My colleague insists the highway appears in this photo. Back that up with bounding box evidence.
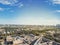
[34,36,43,45]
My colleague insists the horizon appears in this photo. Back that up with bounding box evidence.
[0,0,60,25]
[0,24,60,26]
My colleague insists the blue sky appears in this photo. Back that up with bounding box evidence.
[0,0,60,25]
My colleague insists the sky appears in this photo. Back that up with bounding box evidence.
[0,0,60,25]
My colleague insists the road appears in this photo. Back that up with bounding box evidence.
[34,36,43,45]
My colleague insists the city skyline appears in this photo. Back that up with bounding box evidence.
[0,0,60,25]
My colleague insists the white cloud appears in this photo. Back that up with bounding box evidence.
[18,3,24,8]
[0,0,11,5]
[0,7,4,11]
[0,0,24,8]
[56,10,60,12]
[0,0,18,5]
[51,0,60,4]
